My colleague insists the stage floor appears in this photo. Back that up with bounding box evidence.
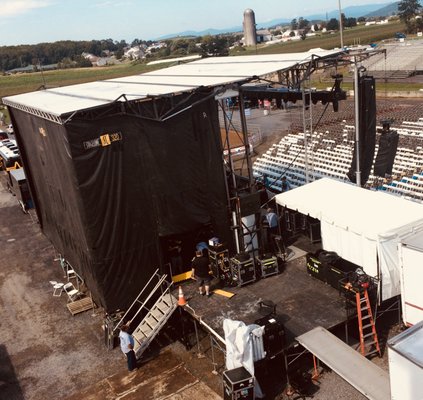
[177,252,347,345]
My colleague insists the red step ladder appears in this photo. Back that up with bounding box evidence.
[356,288,381,358]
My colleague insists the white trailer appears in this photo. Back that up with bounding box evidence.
[399,230,423,327]
[388,320,423,400]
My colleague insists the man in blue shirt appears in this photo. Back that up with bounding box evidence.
[119,324,137,372]
[281,176,291,192]
[266,208,279,236]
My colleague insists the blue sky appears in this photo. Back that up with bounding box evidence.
[0,0,390,46]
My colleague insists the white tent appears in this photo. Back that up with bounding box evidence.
[275,178,423,300]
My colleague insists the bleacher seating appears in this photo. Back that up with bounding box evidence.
[361,41,423,78]
[252,103,423,203]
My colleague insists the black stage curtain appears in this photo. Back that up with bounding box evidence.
[348,76,376,185]
[373,131,399,177]
[10,93,230,312]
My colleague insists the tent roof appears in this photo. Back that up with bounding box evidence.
[401,229,423,250]
[3,49,342,117]
[275,178,423,240]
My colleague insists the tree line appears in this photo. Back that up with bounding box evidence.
[0,39,141,72]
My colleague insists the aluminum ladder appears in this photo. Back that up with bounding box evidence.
[356,288,381,358]
[113,269,178,359]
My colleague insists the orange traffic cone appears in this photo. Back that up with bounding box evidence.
[178,285,187,306]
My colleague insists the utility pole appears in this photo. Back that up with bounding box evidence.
[338,0,344,49]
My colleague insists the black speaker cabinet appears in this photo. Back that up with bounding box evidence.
[255,316,286,359]
[239,192,261,217]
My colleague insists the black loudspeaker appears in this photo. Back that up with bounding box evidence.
[255,316,286,359]
[348,76,376,185]
[373,130,399,177]
[239,192,261,217]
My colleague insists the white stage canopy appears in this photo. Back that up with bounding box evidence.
[275,178,423,300]
[3,49,342,119]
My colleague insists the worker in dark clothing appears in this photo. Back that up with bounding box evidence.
[191,250,212,297]
[168,239,183,275]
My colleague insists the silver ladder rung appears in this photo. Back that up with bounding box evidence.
[138,324,153,336]
[145,315,159,328]
[151,308,165,320]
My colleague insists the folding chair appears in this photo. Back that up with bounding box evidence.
[49,281,64,297]
[63,282,79,302]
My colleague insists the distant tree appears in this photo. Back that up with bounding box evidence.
[344,17,357,28]
[313,24,320,31]
[157,47,171,58]
[357,16,366,23]
[291,18,298,30]
[327,18,340,31]
[74,55,92,67]
[187,41,199,54]
[289,31,296,37]
[115,49,124,59]
[131,38,141,47]
[398,0,422,24]
[406,17,423,33]
[200,35,228,56]
[298,17,309,29]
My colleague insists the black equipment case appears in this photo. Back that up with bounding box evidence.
[230,253,255,287]
[223,366,254,400]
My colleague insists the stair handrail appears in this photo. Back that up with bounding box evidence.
[113,268,163,333]
[133,283,178,357]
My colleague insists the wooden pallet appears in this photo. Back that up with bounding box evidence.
[67,296,96,316]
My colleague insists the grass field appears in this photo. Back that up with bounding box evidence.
[0,62,159,99]
[0,20,414,103]
[231,20,407,55]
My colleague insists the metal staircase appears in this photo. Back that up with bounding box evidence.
[113,269,178,359]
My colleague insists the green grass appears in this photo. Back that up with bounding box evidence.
[0,62,159,99]
[231,21,407,55]
[313,80,423,92]
[0,20,415,101]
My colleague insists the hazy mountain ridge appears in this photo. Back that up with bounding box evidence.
[156,2,396,39]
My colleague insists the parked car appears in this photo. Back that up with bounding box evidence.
[395,32,406,39]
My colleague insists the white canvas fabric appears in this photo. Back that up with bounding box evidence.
[275,178,423,300]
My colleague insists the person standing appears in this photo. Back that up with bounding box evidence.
[281,176,291,192]
[119,324,137,372]
[266,208,279,253]
[168,239,183,275]
[266,208,279,236]
[192,250,212,297]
